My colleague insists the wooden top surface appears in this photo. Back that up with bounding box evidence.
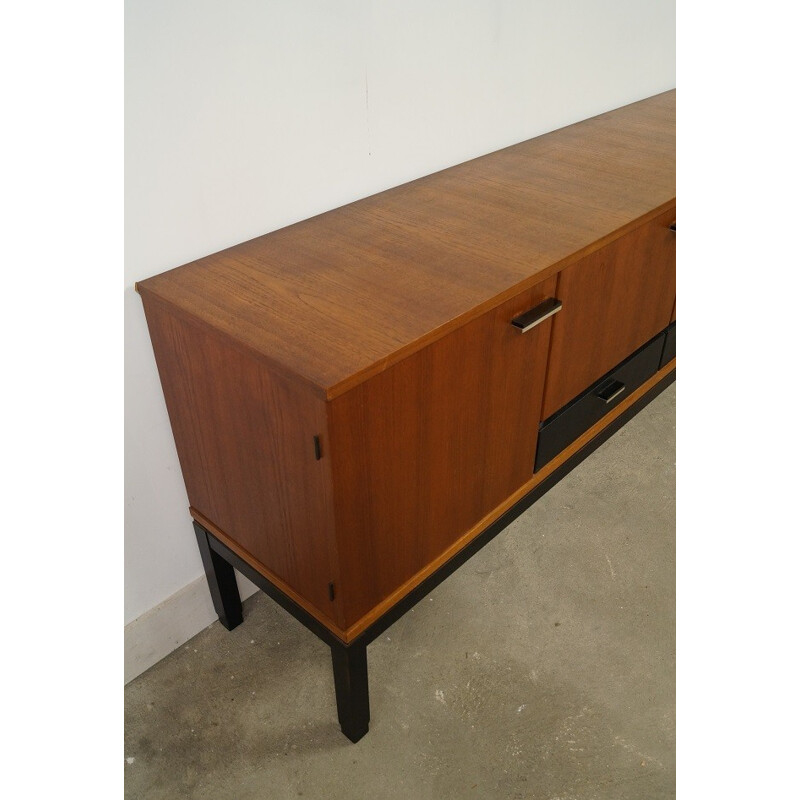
[137,90,675,399]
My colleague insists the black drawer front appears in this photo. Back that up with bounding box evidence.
[534,332,666,472]
[660,321,676,368]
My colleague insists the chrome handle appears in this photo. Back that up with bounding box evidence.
[511,297,562,333]
[595,379,626,404]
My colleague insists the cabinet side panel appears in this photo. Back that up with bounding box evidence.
[329,278,557,628]
[141,295,341,626]
[541,207,676,419]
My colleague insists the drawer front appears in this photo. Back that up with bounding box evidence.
[541,208,676,419]
[534,332,666,472]
[660,321,676,367]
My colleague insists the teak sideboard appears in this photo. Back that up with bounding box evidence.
[137,90,676,742]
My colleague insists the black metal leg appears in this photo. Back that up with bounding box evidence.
[193,521,243,631]
[331,641,370,742]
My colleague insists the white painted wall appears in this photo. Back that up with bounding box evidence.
[125,0,675,669]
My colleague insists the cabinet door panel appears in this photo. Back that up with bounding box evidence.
[329,277,557,628]
[541,208,676,419]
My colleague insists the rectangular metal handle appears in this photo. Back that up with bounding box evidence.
[511,297,562,333]
[595,379,626,404]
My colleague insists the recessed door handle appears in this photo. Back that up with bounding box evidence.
[511,298,562,333]
[595,379,626,404]
[669,222,676,232]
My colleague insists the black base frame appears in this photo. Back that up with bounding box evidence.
[193,369,675,742]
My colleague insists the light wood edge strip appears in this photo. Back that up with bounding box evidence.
[324,201,676,399]
[189,507,350,642]
[342,359,676,642]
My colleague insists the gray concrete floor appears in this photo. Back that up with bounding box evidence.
[125,384,675,800]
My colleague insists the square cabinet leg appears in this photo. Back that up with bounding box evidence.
[331,641,370,743]
[193,521,243,631]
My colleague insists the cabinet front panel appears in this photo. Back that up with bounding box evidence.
[329,276,558,627]
[541,208,676,419]
[142,298,342,626]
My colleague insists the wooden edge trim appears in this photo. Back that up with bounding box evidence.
[189,507,349,642]
[342,358,676,641]
[325,200,676,399]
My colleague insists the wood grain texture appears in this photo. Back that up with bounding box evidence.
[137,90,677,643]
[141,294,343,627]
[136,90,675,398]
[541,207,676,419]
[341,360,677,641]
[327,278,557,628]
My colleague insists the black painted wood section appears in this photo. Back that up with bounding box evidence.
[660,321,676,368]
[331,642,370,743]
[534,333,666,472]
[193,521,243,631]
